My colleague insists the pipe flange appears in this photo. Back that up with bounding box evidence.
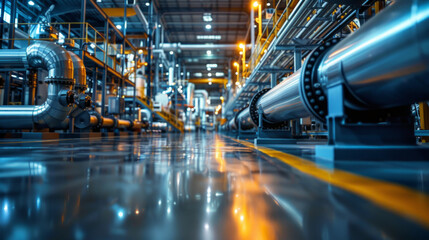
[108,115,118,128]
[249,88,270,126]
[300,38,340,123]
[45,77,75,85]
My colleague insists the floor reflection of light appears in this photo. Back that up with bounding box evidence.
[135,209,139,215]
[36,197,40,210]
[204,223,209,231]
[167,207,171,214]
[118,211,124,218]
[158,200,162,206]
[3,203,8,212]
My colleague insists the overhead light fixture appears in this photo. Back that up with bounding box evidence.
[239,51,243,55]
[90,43,96,48]
[206,50,212,56]
[28,0,35,6]
[169,51,174,55]
[196,35,221,40]
[233,62,239,67]
[239,43,245,49]
[194,72,203,77]
[116,24,122,30]
[207,67,211,71]
[208,73,212,77]
[253,1,259,7]
[208,82,212,85]
[267,3,271,6]
[159,64,163,67]
[203,13,213,22]
[145,2,150,6]
[175,64,179,67]
[205,24,212,30]
[206,64,218,68]
[138,49,144,54]
[215,72,224,77]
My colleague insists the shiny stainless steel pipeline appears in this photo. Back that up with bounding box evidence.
[236,108,255,130]
[232,0,429,130]
[318,0,429,109]
[0,42,74,129]
[258,69,310,123]
[0,49,28,68]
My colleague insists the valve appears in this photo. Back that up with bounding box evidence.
[58,90,75,106]
[75,94,92,109]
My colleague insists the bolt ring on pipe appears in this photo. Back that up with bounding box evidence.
[234,104,249,129]
[249,88,270,126]
[300,38,339,123]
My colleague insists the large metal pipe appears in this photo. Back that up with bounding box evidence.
[318,0,429,109]
[69,51,87,93]
[233,0,429,130]
[0,42,75,129]
[61,51,90,129]
[258,69,309,123]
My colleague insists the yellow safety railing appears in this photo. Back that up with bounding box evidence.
[246,0,299,79]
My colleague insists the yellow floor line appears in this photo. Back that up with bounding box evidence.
[230,137,429,229]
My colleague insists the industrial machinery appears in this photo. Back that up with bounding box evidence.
[0,41,145,134]
[226,0,429,161]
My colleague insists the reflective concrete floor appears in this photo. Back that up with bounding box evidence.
[0,133,428,239]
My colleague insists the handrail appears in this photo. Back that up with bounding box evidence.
[246,0,299,79]
[0,22,138,77]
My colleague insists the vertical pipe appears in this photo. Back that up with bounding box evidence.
[120,0,127,99]
[8,0,16,49]
[258,4,262,38]
[0,0,5,48]
[102,21,109,117]
[250,6,255,54]
[92,67,97,101]
[80,0,87,58]
[133,53,137,120]
[3,0,17,105]
[146,0,153,103]
[154,59,159,94]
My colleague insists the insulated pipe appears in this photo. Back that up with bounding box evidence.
[0,42,75,129]
[69,51,87,93]
[61,51,91,129]
[233,0,429,129]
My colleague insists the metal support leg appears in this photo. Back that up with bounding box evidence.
[257,107,263,138]
[270,73,277,88]
[294,50,302,72]
[92,67,98,101]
